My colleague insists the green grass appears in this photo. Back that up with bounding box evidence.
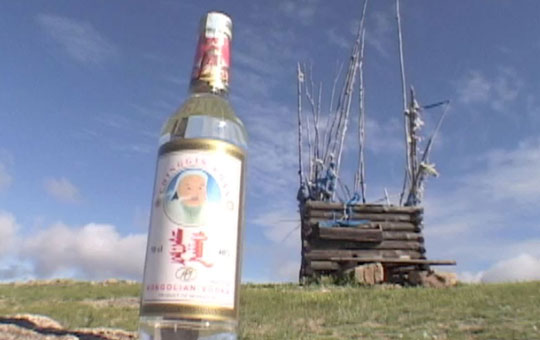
[0,281,140,330]
[1,281,540,339]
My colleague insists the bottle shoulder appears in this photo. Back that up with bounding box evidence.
[175,93,237,120]
[160,93,247,149]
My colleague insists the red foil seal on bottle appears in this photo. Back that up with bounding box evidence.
[190,12,232,94]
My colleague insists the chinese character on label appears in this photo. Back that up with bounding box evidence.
[170,228,213,267]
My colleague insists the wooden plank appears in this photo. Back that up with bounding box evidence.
[388,265,419,273]
[317,226,382,242]
[305,201,423,214]
[306,219,421,232]
[382,231,424,241]
[316,221,379,230]
[310,261,341,271]
[305,249,424,261]
[307,210,420,222]
[308,239,425,251]
[379,223,422,232]
[329,257,456,265]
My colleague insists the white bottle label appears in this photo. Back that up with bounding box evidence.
[142,145,243,309]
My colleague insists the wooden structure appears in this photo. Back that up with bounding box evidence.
[300,200,455,284]
[295,0,455,285]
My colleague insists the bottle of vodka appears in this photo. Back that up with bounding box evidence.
[139,11,247,340]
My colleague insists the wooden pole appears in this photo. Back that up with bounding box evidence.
[396,0,411,205]
[322,62,344,167]
[297,63,305,190]
[354,0,369,201]
[303,64,314,185]
[357,28,367,203]
[408,100,450,205]
[335,1,368,189]
[406,87,419,205]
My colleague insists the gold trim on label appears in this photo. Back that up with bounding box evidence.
[141,303,236,321]
[159,138,245,161]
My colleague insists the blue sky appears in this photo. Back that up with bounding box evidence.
[1,0,540,283]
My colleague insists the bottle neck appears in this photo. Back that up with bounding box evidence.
[189,13,232,97]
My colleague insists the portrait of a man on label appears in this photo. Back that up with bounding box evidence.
[164,169,222,227]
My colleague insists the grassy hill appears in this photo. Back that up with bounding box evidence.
[1,280,539,339]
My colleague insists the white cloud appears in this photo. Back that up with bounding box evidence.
[0,210,146,281]
[278,0,318,25]
[458,271,484,284]
[482,254,540,283]
[362,10,393,58]
[44,177,82,203]
[466,138,540,206]
[459,254,540,283]
[5,205,300,282]
[0,264,32,280]
[364,117,403,154]
[21,222,146,280]
[0,211,19,256]
[234,50,277,77]
[133,206,150,231]
[426,137,540,236]
[234,70,272,99]
[252,210,300,248]
[244,243,300,283]
[93,112,157,153]
[37,14,117,64]
[457,68,522,113]
[276,259,300,282]
[491,68,522,111]
[326,28,351,50]
[457,71,491,104]
[236,99,298,196]
[112,143,153,154]
[234,23,297,81]
[423,137,540,283]
[249,198,302,283]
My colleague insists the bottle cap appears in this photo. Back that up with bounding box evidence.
[190,12,232,94]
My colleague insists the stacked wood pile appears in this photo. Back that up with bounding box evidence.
[300,200,454,285]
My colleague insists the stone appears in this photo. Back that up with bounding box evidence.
[11,314,64,330]
[354,263,384,285]
[0,324,78,340]
[103,279,119,285]
[432,271,458,287]
[408,270,458,288]
[0,314,136,340]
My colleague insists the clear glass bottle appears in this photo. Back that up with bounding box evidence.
[139,11,247,340]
